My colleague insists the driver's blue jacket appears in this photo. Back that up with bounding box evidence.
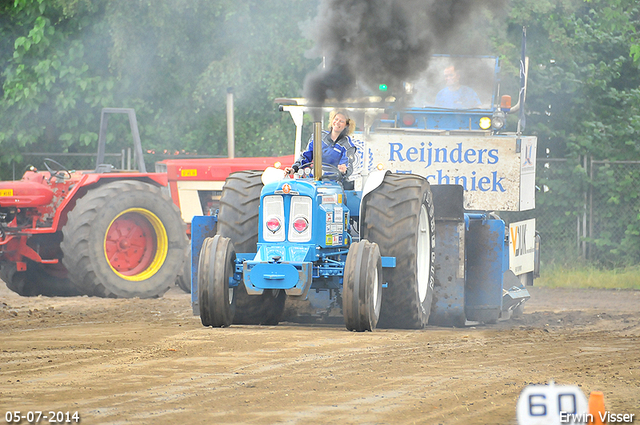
[293,130,355,177]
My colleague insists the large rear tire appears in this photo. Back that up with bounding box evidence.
[361,173,436,329]
[217,171,286,325]
[343,240,382,332]
[61,180,188,298]
[199,235,236,327]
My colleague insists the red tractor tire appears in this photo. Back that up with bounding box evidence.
[61,180,188,298]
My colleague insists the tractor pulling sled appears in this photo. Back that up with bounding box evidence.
[191,55,540,331]
[0,108,188,298]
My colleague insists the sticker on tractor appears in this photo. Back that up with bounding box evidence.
[509,218,536,275]
[334,206,342,222]
[322,194,339,204]
[0,189,13,197]
[180,169,197,177]
[325,234,333,246]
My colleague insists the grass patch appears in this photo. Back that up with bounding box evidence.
[537,264,640,290]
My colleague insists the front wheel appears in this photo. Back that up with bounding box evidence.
[0,261,81,297]
[217,170,287,325]
[343,240,382,332]
[199,235,236,327]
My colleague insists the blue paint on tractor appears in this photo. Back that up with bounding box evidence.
[190,176,395,313]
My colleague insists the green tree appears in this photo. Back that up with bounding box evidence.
[0,0,317,173]
[0,0,114,166]
[506,0,640,266]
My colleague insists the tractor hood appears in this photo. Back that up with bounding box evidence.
[0,181,54,208]
[261,178,345,204]
[259,177,349,250]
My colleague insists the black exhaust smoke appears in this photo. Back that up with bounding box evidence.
[302,0,502,107]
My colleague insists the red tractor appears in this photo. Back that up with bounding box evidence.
[0,108,188,298]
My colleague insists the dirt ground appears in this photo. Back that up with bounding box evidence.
[0,280,638,425]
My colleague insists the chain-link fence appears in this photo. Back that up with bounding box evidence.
[534,158,640,267]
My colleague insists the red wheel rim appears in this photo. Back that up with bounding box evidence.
[105,212,157,276]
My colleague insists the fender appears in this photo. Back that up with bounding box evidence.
[359,169,389,219]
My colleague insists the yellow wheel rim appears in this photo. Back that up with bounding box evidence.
[104,208,169,281]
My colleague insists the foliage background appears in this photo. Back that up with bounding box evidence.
[1,0,639,267]
[0,0,318,162]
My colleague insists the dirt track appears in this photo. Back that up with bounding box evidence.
[0,281,638,425]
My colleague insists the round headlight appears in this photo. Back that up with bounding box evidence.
[266,217,281,233]
[292,216,309,233]
[492,113,506,130]
[479,117,492,130]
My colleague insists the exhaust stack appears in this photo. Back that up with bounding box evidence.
[313,121,322,181]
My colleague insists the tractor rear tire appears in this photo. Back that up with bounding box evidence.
[343,240,383,332]
[199,235,236,327]
[60,180,188,298]
[216,170,287,325]
[361,173,436,329]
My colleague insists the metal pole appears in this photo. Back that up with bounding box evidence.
[227,87,235,159]
[588,156,594,260]
[582,155,587,258]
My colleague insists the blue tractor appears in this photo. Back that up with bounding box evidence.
[195,120,436,331]
[191,54,538,331]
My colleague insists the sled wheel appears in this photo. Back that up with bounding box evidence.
[61,180,187,298]
[362,173,436,329]
[199,235,236,327]
[217,170,287,325]
[343,240,383,332]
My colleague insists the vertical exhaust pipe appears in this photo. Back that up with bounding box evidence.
[313,121,322,181]
[227,87,235,159]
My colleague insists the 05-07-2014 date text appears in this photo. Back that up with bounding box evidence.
[4,411,80,424]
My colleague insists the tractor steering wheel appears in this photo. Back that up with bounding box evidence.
[43,158,72,182]
[303,163,344,182]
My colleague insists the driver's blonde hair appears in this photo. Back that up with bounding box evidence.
[329,109,355,136]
